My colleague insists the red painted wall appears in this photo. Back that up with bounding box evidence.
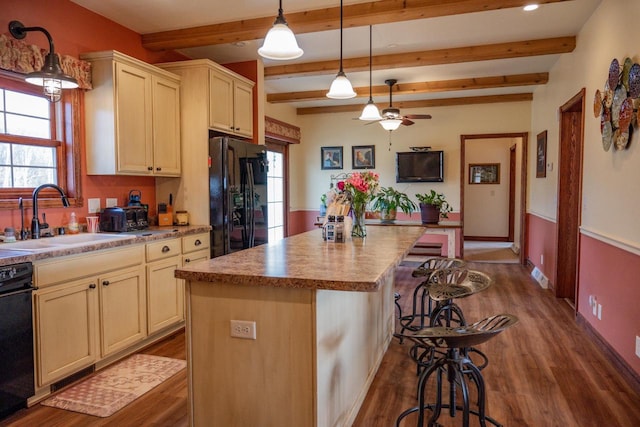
[578,234,640,375]
[525,213,557,288]
[1,0,188,230]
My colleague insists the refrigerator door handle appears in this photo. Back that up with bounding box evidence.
[247,163,256,247]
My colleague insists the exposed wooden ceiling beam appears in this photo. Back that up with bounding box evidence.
[297,93,534,115]
[264,37,575,79]
[267,73,548,103]
[141,0,571,51]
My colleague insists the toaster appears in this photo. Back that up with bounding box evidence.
[99,206,148,232]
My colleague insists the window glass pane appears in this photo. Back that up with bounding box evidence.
[268,152,283,177]
[6,114,50,138]
[0,143,9,164]
[0,90,4,111]
[13,144,55,167]
[13,166,55,187]
[0,166,12,188]
[5,90,49,118]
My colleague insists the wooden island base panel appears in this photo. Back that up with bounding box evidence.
[175,226,426,427]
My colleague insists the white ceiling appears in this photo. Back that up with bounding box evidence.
[70,0,602,110]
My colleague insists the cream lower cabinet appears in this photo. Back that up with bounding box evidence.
[99,266,147,356]
[35,278,99,387]
[146,239,183,334]
[34,245,146,387]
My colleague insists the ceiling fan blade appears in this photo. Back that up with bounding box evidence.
[401,118,415,126]
[404,114,432,119]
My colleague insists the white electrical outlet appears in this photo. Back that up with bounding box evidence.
[230,320,256,340]
[106,198,118,208]
[597,303,602,320]
[592,298,597,316]
[636,336,640,358]
[88,198,101,213]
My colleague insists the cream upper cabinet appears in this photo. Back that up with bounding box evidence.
[81,50,181,176]
[209,67,254,138]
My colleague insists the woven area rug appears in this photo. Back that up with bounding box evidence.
[41,354,186,417]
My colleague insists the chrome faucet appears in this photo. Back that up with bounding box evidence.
[32,184,70,239]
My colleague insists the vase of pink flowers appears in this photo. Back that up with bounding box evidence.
[337,171,379,237]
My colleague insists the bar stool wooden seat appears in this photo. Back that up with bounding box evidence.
[395,314,519,427]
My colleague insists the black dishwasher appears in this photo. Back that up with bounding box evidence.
[0,262,34,420]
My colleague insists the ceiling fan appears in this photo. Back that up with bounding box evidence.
[372,79,432,130]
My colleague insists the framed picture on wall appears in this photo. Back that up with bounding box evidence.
[469,163,500,184]
[321,146,343,170]
[352,145,375,169]
[536,130,547,178]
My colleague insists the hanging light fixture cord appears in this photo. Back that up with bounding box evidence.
[339,0,344,73]
[368,25,373,100]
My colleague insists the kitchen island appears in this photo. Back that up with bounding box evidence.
[175,225,425,427]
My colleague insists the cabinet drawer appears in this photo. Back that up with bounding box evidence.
[182,233,210,254]
[35,245,144,288]
[146,238,181,262]
[182,249,210,266]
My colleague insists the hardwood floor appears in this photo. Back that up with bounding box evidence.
[3,262,639,426]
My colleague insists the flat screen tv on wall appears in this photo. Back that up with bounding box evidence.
[396,150,444,182]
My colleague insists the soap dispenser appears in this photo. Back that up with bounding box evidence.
[68,212,79,234]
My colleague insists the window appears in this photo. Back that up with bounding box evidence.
[266,150,284,242]
[0,88,58,188]
[0,72,81,208]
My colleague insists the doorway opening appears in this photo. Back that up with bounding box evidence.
[460,133,528,264]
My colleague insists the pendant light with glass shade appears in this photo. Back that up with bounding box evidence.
[8,20,78,102]
[359,25,382,120]
[326,0,356,99]
[258,0,303,60]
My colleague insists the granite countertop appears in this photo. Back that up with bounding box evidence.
[0,225,211,265]
[175,225,426,292]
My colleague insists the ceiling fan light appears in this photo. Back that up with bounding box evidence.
[379,118,402,131]
[258,23,303,60]
[326,72,356,99]
[359,99,382,121]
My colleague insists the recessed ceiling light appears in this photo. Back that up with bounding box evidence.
[387,43,398,49]
[523,4,539,11]
[232,41,246,48]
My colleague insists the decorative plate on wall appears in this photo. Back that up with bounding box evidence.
[595,57,639,152]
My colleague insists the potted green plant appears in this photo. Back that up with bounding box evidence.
[371,187,417,223]
[415,190,452,224]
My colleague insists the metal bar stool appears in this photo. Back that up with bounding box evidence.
[395,314,519,427]
[397,257,466,335]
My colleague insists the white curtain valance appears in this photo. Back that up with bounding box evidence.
[0,33,92,90]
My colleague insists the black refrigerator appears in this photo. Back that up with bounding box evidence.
[209,135,268,258]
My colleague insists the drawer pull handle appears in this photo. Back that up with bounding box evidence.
[185,258,191,263]
[102,280,110,286]
[89,283,96,289]
[147,166,153,171]
[156,167,162,171]
[162,245,171,253]
[194,239,201,246]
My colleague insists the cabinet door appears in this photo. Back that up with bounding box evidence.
[233,81,254,138]
[116,62,153,174]
[209,70,234,133]
[99,266,147,356]
[147,256,183,334]
[152,76,181,176]
[35,279,99,386]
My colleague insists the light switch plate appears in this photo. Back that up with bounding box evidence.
[88,198,101,213]
[106,198,118,208]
